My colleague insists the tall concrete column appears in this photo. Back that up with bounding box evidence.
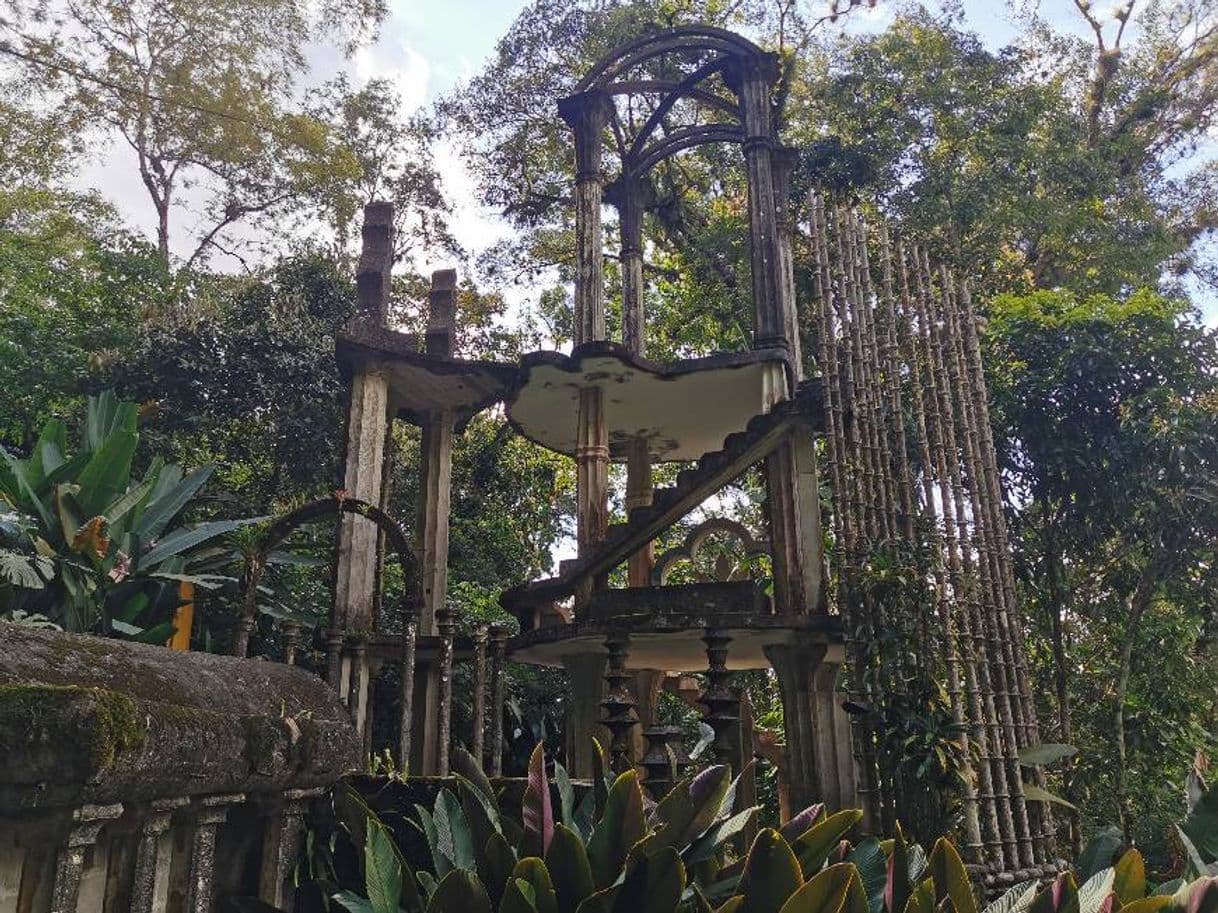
[767,421,825,617]
[562,652,609,778]
[560,91,613,568]
[558,90,611,346]
[767,645,857,814]
[771,145,803,377]
[733,53,789,358]
[413,270,459,774]
[625,438,654,587]
[334,201,396,731]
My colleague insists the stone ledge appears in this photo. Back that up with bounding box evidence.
[0,624,360,813]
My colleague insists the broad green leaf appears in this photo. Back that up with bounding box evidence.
[1183,788,1218,862]
[135,465,214,541]
[887,824,915,913]
[139,519,250,568]
[1115,850,1148,906]
[435,788,477,872]
[1017,744,1078,767]
[512,858,558,913]
[635,766,731,860]
[457,774,501,859]
[425,869,491,913]
[907,879,937,913]
[548,824,594,913]
[556,762,576,828]
[736,829,803,913]
[415,803,451,877]
[612,847,685,913]
[75,426,138,518]
[928,838,978,913]
[365,819,403,913]
[480,832,517,907]
[587,770,645,889]
[849,838,888,913]
[684,807,760,866]
[981,883,1036,913]
[333,890,377,913]
[1023,784,1078,812]
[591,737,610,820]
[792,809,864,878]
[779,862,868,913]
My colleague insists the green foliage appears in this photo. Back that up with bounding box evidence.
[0,390,246,638]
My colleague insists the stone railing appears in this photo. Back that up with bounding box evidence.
[0,623,360,913]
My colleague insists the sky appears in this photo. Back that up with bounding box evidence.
[76,0,1217,319]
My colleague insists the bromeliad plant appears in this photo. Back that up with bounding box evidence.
[328,742,1218,913]
[0,391,248,640]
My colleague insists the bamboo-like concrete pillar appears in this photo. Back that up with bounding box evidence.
[413,269,459,774]
[559,90,612,562]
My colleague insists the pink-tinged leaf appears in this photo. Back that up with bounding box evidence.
[780,803,825,844]
[1098,893,1116,913]
[522,742,554,858]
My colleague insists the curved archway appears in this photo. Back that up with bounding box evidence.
[232,495,420,657]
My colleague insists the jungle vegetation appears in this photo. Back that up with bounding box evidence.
[1,0,1217,869]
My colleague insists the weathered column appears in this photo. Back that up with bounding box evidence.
[50,804,123,913]
[606,171,648,355]
[575,387,610,558]
[562,651,609,779]
[130,798,188,913]
[397,618,417,769]
[768,643,821,815]
[766,420,826,616]
[625,437,654,587]
[600,631,639,774]
[733,52,788,357]
[558,90,611,345]
[414,270,459,775]
[471,623,489,768]
[771,145,803,377]
[185,795,242,913]
[489,625,510,777]
[333,205,396,735]
[435,606,456,776]
[560,91,612,569]
[258,789,318,911]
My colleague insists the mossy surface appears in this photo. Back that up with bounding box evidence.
[0,684,146,776]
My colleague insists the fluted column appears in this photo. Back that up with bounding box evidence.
[733,53,788,357]
[558,90,612,346]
